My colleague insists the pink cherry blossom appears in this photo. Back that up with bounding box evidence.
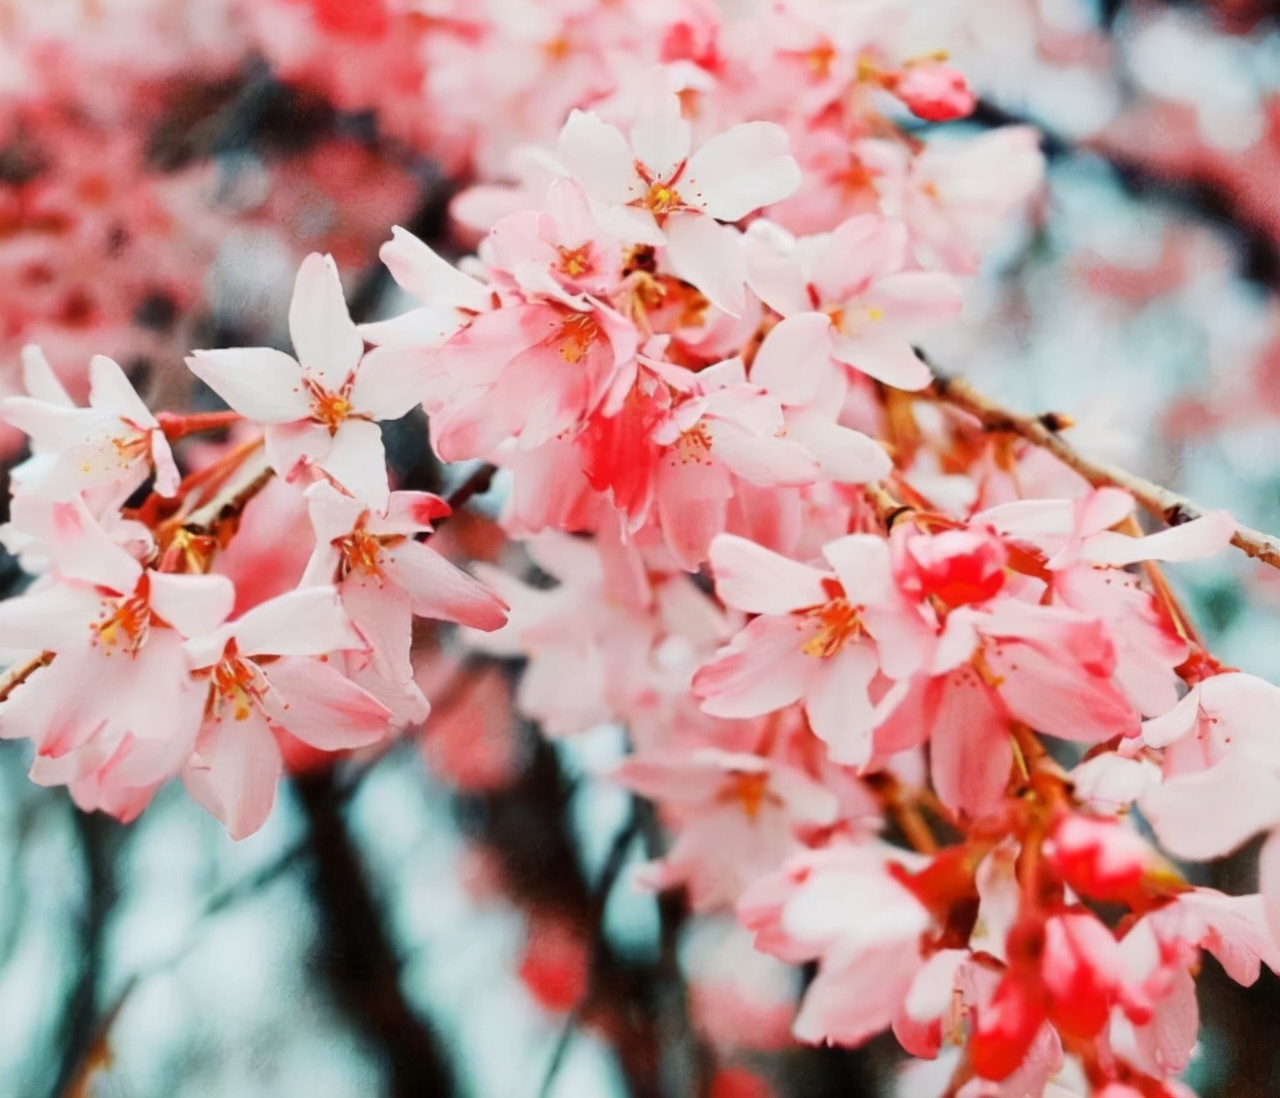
[187,252,425,508]
[555,91,800,312]
[182,586,393,839]
[747,214,963,397]
[618,749,839,911]
[2,345,180,501]
[0,495,231,811]
[694,532,935,766]
[300,481,508,708]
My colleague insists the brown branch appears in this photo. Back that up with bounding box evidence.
[928,372,1280,571]
[0,651,53,702]
[294,768,458,1098]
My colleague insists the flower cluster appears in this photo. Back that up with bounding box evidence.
[1,2,1277,1095]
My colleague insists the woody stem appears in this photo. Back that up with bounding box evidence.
[927,372,1280,572]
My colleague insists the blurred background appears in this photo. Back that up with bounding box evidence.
[2,1,1280,1095]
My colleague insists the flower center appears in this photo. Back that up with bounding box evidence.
[305,376,354,434]
[338,528,387,580]
[556,244,594,279]
[644,182,683,218]
[555,313,601,365]
[673,423,713,464]
[801,580,864,659]
[206,644,267,722]
[718,770,774,821]
[91,592,150,655]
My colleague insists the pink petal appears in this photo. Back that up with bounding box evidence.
[1259,829,1280,950]
[288,253,364,387]
[665,213,747,316]
[750,312,835,407]
[708,534,829,614]
[320,418,390,508]
[783,414,891,483]
[183,709,282,840]
[231,586,364,659]
[263,656,392,749]
[1083,511,1236,566]
[385,540,509,629]
[0,585,102,652]
[812,216,908,302]
[350,346,426,421]
[378,226,492,313]
[148,572,235,639]
[695,615,813,718]
[708,422,818,486]
[185,348,310,423]
[1141,754,1280,861]
[929,670,1012,819]
[656,455,732,571]
[89,355,154,426]
[629,93,691,182]
[863,271,965,330]
[340,576,414,686]
[556,109,640,206]
[265,418,332,481]
[683,122,800,222]
[20,344,73,406]
[744,227,809,316]
[805,643,879,766]
[821,534,893,608]
[38,495,143,593]
[793,945,920,1046]
[149,433,181,498]
[830,334,931,390]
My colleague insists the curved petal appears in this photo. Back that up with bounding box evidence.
[708,533,828,614]
[694,615,813,718]
[806,644,880,766]
[812,216,908,302]
[350,345,427,421]
[684,122,800,221]
[183,710,282,840]
[385,540,509,630]
[665,213,747,317]
[822,534,893,607]
[750,313,835,407]
[148,572,235,639]
[230,586,364,659]
[263,656,392,749]
[319,419,390,509]
[89,355,154,426]
[830,334,931,391]
[629,93,690,182]
[288,253,363,386]
[378,226,492,313]
[186,349,309,423]
[556,109,640,206]
[1142,754,1280,861]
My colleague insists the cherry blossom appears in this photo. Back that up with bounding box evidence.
[555,91,800,312]
[2,345,181,502]
[182,586,393,839]
[187,252,424,508]
[747,214,964,397]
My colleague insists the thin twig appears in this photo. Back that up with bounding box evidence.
[928,372,1280,571]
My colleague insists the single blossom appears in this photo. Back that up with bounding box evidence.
[694,532,935,766]
[747,214,963,398]
[300,481,508,707]
[183,586,394,839]
[555,91,800,313]
[187,253,424,508]
[2,345,180,501]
